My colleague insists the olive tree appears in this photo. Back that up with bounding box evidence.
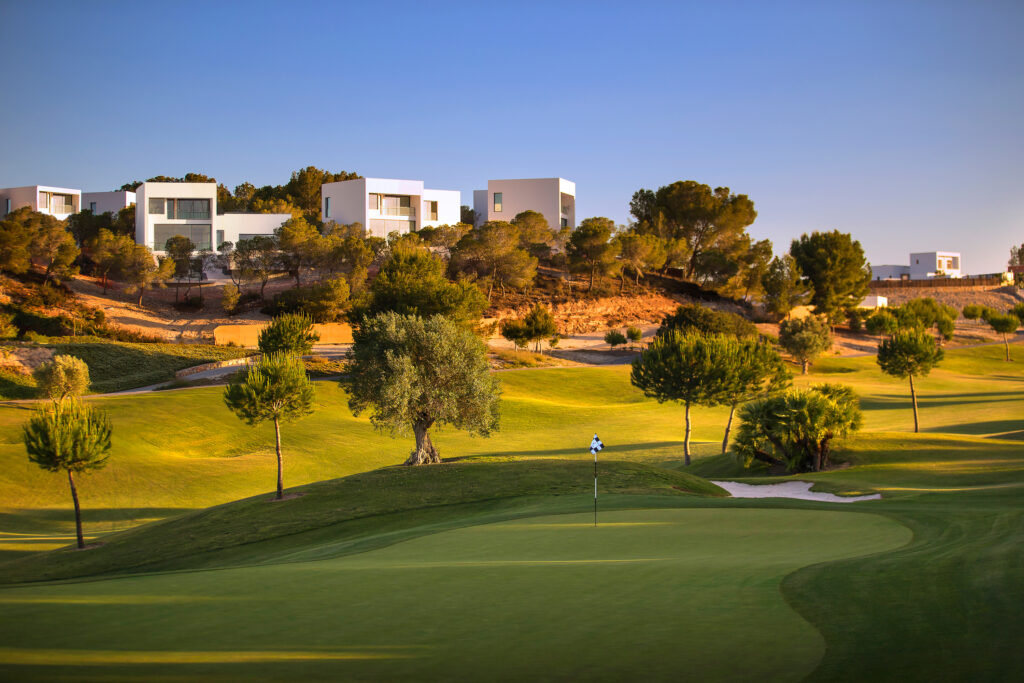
[344,313,501,465]
[778,315,832,374]
[733,384,861,472]
[23,400,112,548]
[223,353,315,499]
[877,328,944,432]
[630,332,733,465]
[33,355,90,401]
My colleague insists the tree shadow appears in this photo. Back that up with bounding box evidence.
[447,440,686,461]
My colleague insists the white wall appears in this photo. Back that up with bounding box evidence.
[910,251,962,279]
[218,213,291,246]
[136,182,217,251]
[479,178,576,230]
[472,189,488,226]
[82,191,135,215]
[322,178,369,229]
[0,185,80,219]
[871,264,911,280]
[323,178,461,238]
[421,188,460,228]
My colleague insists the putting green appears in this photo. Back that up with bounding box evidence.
[0,507,909,682]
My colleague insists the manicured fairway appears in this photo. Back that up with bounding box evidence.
[0,507,910,682]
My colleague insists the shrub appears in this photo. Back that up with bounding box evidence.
[32,354,91,400]
[258,313,320,356]
[1010,302,1024,320]
[626,326,643,347]
[846,308,863,333]
[865,309,898,337]
[778,315,832,374]
[961,304,985,320]
[604,329,627,349]
[268,277,350,323]
[222,284,241,315]
[656,304,758,339]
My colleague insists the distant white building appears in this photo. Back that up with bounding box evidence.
[871,251,963,281]
[910,251,962,279]
[82,190,136,215]
[135,182,290,252]
[0,185,81,220]
[473,178,576,230]
[321,178,460,239]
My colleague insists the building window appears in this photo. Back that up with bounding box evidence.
[170,199,211,220]
[154,224,212,251]
[325,196,331,218]
[149,198,165,214]
[216,230,225,248]
[38,192,49,209]
[381,195,414,216]
[368,193,379,211]
[561,217,568,228]
[427,200,438,221]
[89,202,97,212]
[369,218,415,237]
[494,192,502,212]
[4,198,10,216]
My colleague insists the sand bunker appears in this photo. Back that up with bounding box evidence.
[711,480,881,503]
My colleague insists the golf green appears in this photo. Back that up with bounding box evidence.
[0,507,910,682]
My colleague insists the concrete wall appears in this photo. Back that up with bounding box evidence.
[136,182,218,249]
[218,213,292,246]
[421,188,460,228]
[322,178,369,229]
[82,190,135,215]
[214,322,354,347]
[472,190,488,226]
[323,178,461,238]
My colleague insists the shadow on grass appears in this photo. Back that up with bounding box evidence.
[449,441,687,461]
[921,419,1024,436]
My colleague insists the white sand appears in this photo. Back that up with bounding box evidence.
[711,480,881,503]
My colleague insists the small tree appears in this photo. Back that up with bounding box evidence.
[23,400,112,548]
[865,309,899,339]
[719,340,791,453]
[344,313,501,465]
[605,329,627,349]
[877,328,944,433]
[522,304,558,352]
[733,384,861,472]
[987,313,1020,361]
[567,218,621,292]
[631,332,733,465]
[223,354,315,499]
[760,255,811,320]
[500,318,530,352]
[656,304,758,339]
[33,355,90,401]
[121,244,175,306]
[258,313,320,356]
[778,315,832,374]
[222,283,241,315]
[88,229,133,293]
[961,304,986,321]
[626,326,643,349]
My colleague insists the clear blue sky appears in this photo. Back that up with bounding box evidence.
[1,0,1021,272]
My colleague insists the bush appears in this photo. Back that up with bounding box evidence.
[656,304,758,339]
[33,354,91,400]
[267,277,350,323]
[626,326,643,347]
[778,315,832,374]
[865,310,898,337]
[222,284,241,315]
[961,304,985,320]
[1010,302,1024,320]
[258,313,320,356]
[23,331,49,344]
[846,308,863,333]
[26,282,68,307]
[604,329,627,349]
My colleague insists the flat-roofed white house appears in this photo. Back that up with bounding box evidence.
[82,190,136,215]
[321,178,460,239]
[0,185,81,219]
[135,182,291,252]
[910,251,962,279]
[473,178,576,230]
[870,264,911,281]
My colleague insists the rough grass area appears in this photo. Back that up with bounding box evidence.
[1,337,253,395]
[489,347,568,368]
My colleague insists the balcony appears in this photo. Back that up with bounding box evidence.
[380,206,416,217]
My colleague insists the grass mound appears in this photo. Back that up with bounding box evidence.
[0,459,725,584]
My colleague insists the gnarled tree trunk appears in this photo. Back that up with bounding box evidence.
[406,419,441,465]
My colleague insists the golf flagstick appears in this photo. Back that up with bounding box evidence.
[589,434,604,526]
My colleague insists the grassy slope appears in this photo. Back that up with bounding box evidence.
[0,336,252,397]
[0,508,910,683]
[0,460,725,583]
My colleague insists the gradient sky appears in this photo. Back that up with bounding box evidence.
[1,0,1021,272]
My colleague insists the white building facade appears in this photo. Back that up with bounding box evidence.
[0,185,81,220]
[82,190,136,215]
[135,182,290,252]
[473,178,576,230]
[321,178,460,239]
[910,251,962,279]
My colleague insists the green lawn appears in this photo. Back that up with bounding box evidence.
[0,343,1021,680]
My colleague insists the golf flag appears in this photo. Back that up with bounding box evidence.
[590,434,604,526]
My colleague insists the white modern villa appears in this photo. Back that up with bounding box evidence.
[473,178,576,230]
[0,185,81,219]
[871,251,963,280]
[135,182,291,252]
[82,190,136,215]
[321,178,460,238]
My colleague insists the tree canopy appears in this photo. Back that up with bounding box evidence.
[258,313,320,356]
[656,304,758,339]
[790,230,871,320]
[32,355,90,401]
[567,218,621,292]
[343,313,501,465]
[778,315,832,374]
[877,327,944,432]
